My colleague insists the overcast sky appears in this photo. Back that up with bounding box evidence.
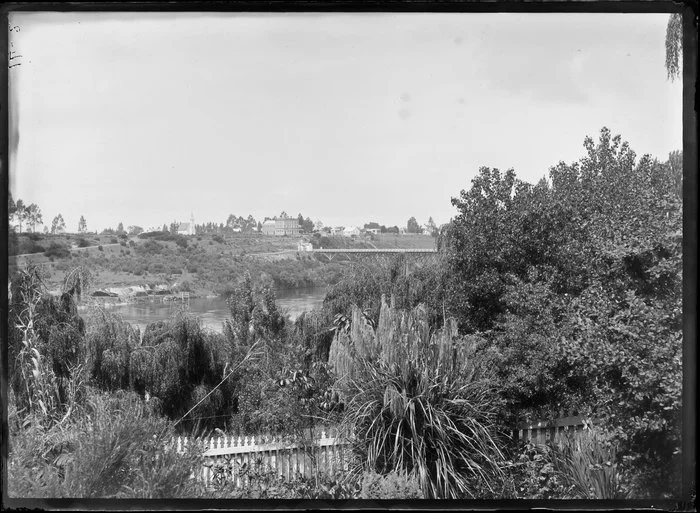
[8,12,682,232]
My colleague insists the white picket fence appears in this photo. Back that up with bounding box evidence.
[173,431,353,488]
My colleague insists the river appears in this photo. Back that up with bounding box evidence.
[99,287,327,333]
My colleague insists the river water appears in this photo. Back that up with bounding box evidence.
[100,287,327,333]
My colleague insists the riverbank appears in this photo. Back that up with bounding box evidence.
[9,231,432,301]
[9,232,349,298]
[80,287,328,333]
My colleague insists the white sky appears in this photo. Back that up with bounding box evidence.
[8,12,682,232]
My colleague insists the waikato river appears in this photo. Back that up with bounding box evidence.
[99,287,327,333]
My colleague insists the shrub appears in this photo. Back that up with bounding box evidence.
[43,242,71,259]
[77,238,90,248]
[7,388,207,498]
[502,441,576,499]
[24,241,46,254]
[212,235,225,244]
[98,245,104,251]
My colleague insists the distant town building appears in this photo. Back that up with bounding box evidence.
[330,226,344,236]
[366,228,380,235]
[343,226,361,237]
[260,213,301,236]
[178,213,196,236]
[262,219,277,235]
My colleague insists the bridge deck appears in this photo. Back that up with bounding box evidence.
[311,248,437,254]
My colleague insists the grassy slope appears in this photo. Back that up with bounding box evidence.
[9,232,436,296]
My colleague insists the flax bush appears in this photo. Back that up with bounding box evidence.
[330,297,506,499]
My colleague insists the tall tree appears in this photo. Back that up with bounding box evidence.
[9,193,16,217]
[78,215,87,233]
[26,204,43,233]
[116,222,125,234]
[665,13,682,81]
[406,216,421,234]
[51,214,66,234]
[303,217,314,233]
[14,199,28,233]
[162,224,168,233]
[425,217,438,237]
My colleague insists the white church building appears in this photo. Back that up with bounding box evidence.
[178,213,196,236]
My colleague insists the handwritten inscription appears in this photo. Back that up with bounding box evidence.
[8,23,23,68]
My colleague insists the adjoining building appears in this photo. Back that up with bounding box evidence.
[262,213,301,236]
[261,219,276,235]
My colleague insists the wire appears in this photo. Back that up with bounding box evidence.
[174,340,262,427]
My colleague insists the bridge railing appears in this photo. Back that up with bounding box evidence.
[311,248,437,253]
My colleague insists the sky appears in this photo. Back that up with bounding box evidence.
[8,12,682,233]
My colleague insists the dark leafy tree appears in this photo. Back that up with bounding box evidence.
[406,217,421,234]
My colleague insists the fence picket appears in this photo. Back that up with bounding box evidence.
[171,431,354,489]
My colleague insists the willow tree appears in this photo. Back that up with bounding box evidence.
[329,297,506,499]
[128,311,234,428]
[8,265,90,423]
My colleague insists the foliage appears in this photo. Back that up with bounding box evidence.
[443,128,682,498]
[8,265,87,423]
[359,470,424,499]
[665,13,682,81]
[331,299,506,498]
[323,256,448,332]
[549,425,630,499]
[502,441,577,499]
[127,311,236,430]
[84,308,140,390]
[406,216,422,234]
[51,214,66,234]
[7,388,206,498]
[44,242,71,259]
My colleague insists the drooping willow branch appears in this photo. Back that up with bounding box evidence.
[173,339,264,427]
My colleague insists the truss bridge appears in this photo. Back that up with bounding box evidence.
[309,248,440,265]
